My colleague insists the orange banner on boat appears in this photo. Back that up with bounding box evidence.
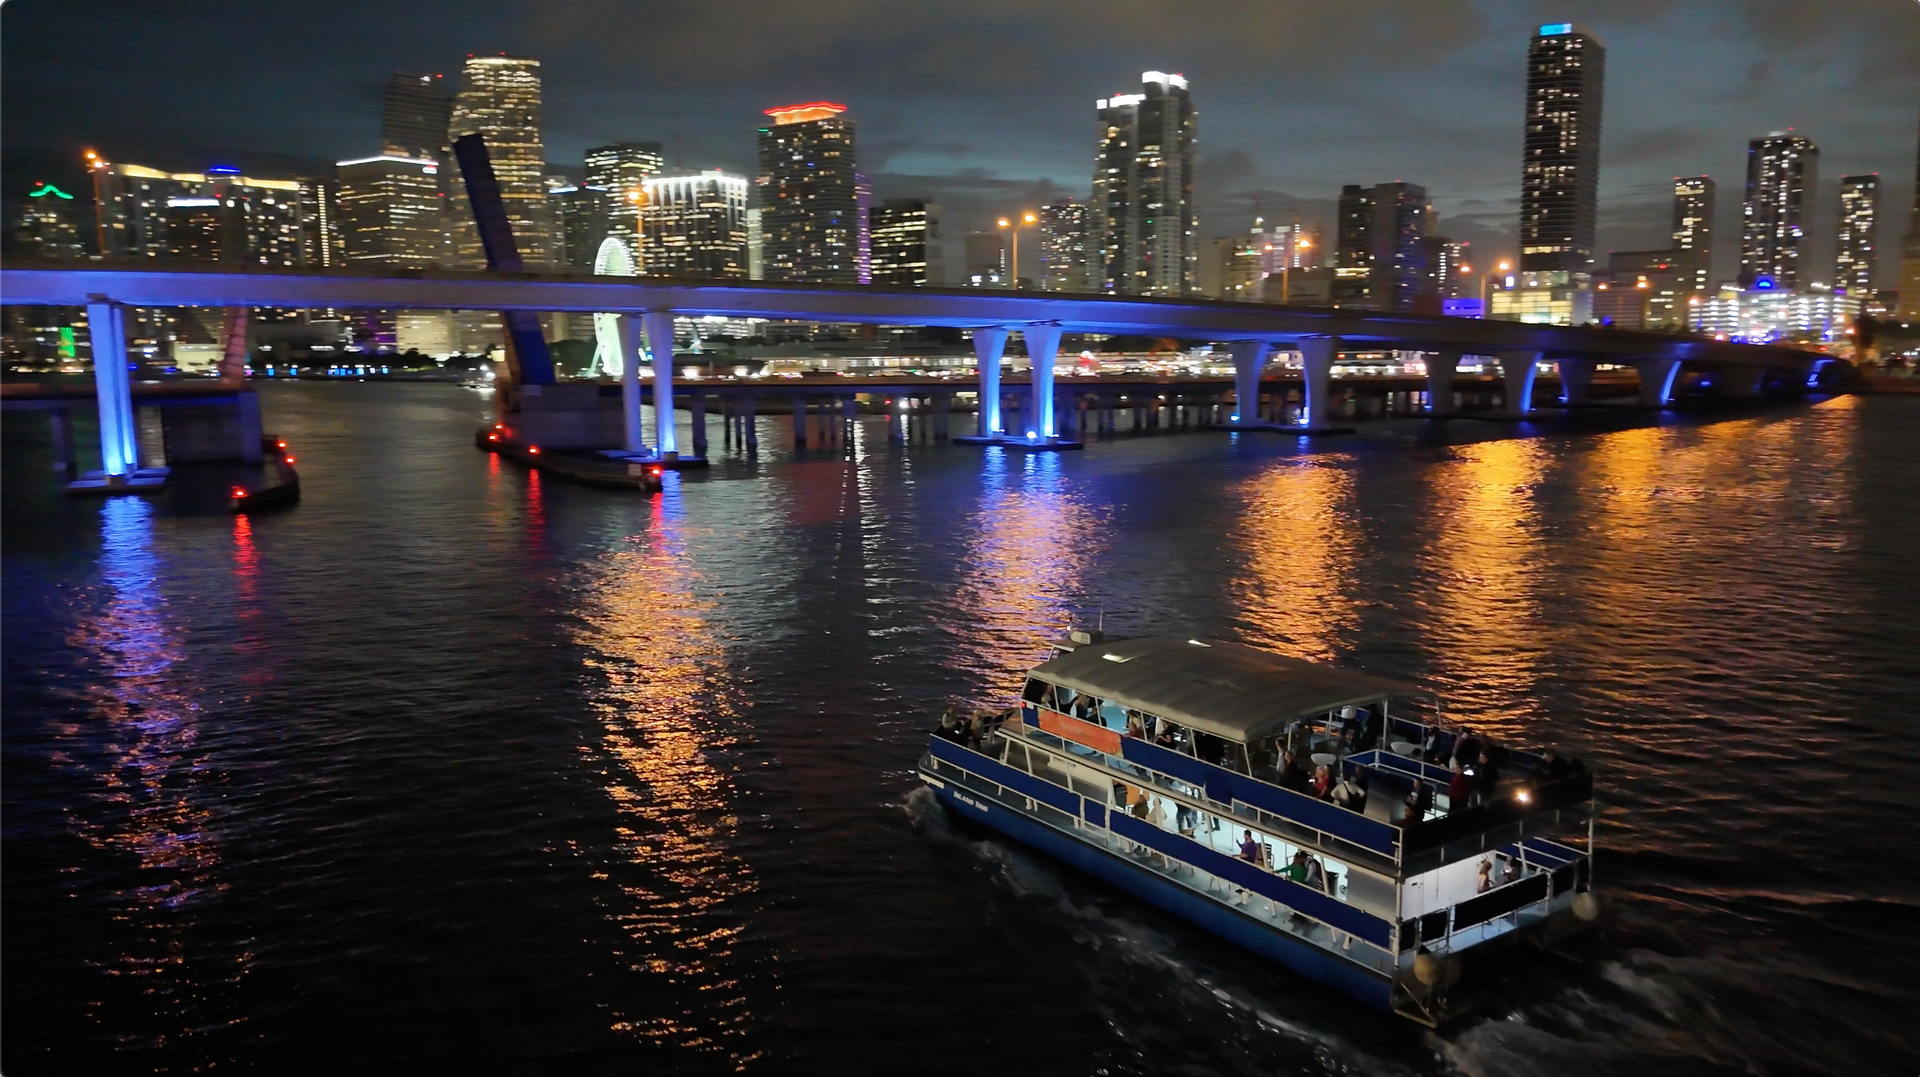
[1038,708,1122,755]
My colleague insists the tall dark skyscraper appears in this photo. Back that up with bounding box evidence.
[1739,131,1818,289]
[1833,174,1879,298]
[1091,72,1197,296]
[1904,116,1920,320]
[1520,23,1605,274]
[1333,184,1375,307]
[1671,176,1715,295]
[868,199,941,287]
[582,142,665,266]
[1331,182,1430,311]
[381,72,452,161]
[755,102,860,283]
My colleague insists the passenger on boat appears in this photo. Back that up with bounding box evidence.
[1073,693,1099,721]
[1447,758,1474,807]
[1285,851,1327,892]
[939,706,966,742]
[1330,770,1367,812]
[1473,750,1501,803]
[1476,859,1494,894]
[1311,764,1334,800]
[1124,713,1146,738]
[1153,718,1176,749]
[1500,856,1522,886]
[1239,830,1261,863]
[1278,751,1311,793]
[1353,708,1382,752]
[1403,781,1432,826]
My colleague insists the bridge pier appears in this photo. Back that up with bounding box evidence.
[86,299,142,480]
[743,394,758,454]
[691,393,708,458]
[1299,335,1352,434]
[1024,322,1065,442]
[887,398,905,442]
[842,395,858,446]
[1425,350,1460,417]
[1633,359,1681,407]
[791,395,807,448]
[1497,349,1541,418]
[1557,357,1595,406]
[933,393,951,440]
[644,310,678,457]
[971,328,1008,438]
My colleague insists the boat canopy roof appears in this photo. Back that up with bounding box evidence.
[1029,636,1424,742]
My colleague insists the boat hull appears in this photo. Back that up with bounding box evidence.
[922,767,1395,1013]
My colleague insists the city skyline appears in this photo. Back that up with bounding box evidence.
[2,2,1916,292]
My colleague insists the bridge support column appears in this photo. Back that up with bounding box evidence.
[1558,357,1596,406]
[86,299,140,478]
[792,395,808,448]
[1299,335,1343,431]
[690,393,708,458]
[973,328,1008,437]
[1227,339,1271,427]
[842,396,858,445]
[742,394,757,453]
[643,310,677,457]
[1425,350,1460,417]
[1497,349,1541,418]
[616,314,646,453]
[887,398,905,442]
[933,393,951,440]
[49,409,73,473]
[1024,322,1063,440]
[1633,359,1681,407]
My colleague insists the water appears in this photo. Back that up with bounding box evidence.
[4,382,1917,1075]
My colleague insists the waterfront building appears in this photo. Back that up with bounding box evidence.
[1739,131,1818,289]
[1672,176,1714,297]
[11,183,87,259]
[336,156,443,269]
[755,102,860,283]
[1091,72,1197,296]
[448,55,556,268]
[1599,249,1687,328]
[1689,283,1859,345]
[1488,269,1593,326]
[640,170,750,279]
[869,200,942,287]
[1834,174,1879,299]
[1521,23,1605,274]
[582,142,665,264]
[1038,199,1090,291]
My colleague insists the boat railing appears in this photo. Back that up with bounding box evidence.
[1399,839,1587,956]
[922,737,1403,978]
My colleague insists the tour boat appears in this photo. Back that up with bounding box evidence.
[917,633,1600,1026]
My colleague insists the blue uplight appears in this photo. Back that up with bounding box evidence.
[1539,22,1572,35]
[1753,277,1776,290]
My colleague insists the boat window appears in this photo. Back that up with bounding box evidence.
[1247,734,1282,781]
[1153,718,1196,756]
[1022,678,1049,705]
[1096,699,1127,729]
[1051,684,1078,712]
[1192,730,1249,774]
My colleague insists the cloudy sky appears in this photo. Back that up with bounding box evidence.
[4,0,1916,285]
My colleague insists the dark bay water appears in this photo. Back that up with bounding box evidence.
[5,382,1918,1075]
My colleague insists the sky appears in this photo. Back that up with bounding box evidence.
[4,0,1917,287]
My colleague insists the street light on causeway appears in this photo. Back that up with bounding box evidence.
[998,212,1037,288]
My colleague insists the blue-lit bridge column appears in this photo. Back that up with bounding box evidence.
[1024,322,1063,440]
[1425,350,1460,417]
[1228,339,1270,425]
[85,299,139,478]
[973,327,1008,436]
[616,314,646,453]
[1633,359,1681,407]
[1299,334,1340,430]
[1497,349,1541,417]
[1558,357,1595,405]
[643,310,677,457]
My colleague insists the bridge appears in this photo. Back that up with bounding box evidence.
[0,260,1839,476]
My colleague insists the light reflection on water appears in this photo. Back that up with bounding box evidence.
[951,449,1106,695]
[567,479,762,1064]
[1229,455,1361,661]
[68,497,243,1053]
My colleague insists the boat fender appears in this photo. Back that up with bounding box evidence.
[1572,891,1601,921]
[1414,952,1441,985]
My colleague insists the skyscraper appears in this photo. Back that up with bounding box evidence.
[1521,23,1605,274]
[336,156,444,268]
[1091,72,1197,296]
[447,55,555,267]
[583,142,665,263]
[868,200,942,287]
[1369,182,1432,312]
[1037,199,1090,291]
[640,170,750,279]
[1671,176,1715,295]
[1333,185,1375,308]
[755,102,860,283]
[1833,174,1879,298]
[963,230,1006,286]
[1904,116,1920,321]
[1739,131,1818,289]
[382,72,453,161]
[11,183,88,259]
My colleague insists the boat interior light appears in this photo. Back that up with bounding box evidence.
[1102,653,1130,663]
[1187,639,1211,647]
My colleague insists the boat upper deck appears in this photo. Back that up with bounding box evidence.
[1030,636,1424,742]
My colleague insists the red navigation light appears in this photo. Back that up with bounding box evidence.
[283,455,295,464]
[648,466,662,476]
[528,446,540,454]
[276,439,287,448]
[487,432,499,441]
[231,486,248,498]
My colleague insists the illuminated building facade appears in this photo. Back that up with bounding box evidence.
[1521,23,1605,274]
[1689,284,1859,344]
[1904,116,1920,321]
[1672,176,1714,296]
[755,102,861,283]
[1332,182,1431,310]
[1489,270,1593,325]
[640,170,750,279]
[1334,185,1374,307]
[1739,131,1818,289]
[1600,249,1687,328]
[336,156,443,268]
[583,142,665,262]
[11,183,87,259]
[1833,174,1879,298]
[869,200,942,287]
[448,55,555,267]
[1091,71,1197,296]
[1038,199,1089,291]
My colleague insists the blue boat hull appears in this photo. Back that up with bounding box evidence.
[926,774,1395,1012]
